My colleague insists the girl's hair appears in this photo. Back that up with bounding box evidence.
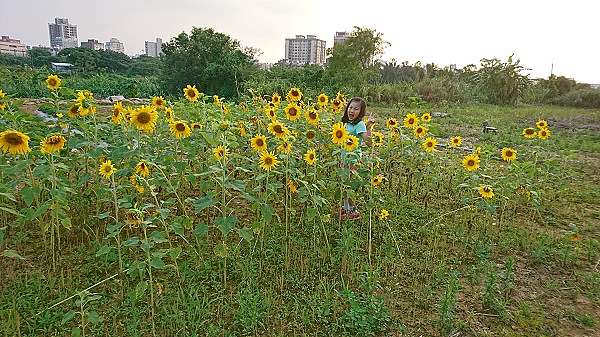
[341,97,367,125]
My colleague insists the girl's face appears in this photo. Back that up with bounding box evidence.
[347,101,361,121]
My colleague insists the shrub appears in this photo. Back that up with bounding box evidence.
[552,89,600,108]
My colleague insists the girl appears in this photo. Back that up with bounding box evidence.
[340,97,374,220]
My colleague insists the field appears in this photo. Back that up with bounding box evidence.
[0,82,599,337]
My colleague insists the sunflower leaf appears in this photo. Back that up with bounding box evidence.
[2,249,25,260]
[191,195,215,214]
[215,216,237,238]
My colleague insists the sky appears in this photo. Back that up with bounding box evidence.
[1,0,598,83]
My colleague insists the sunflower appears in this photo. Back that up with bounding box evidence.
[129,175,145,194]
[183,84,200,102]
[343,135,360,151]
[501,147,517,162]
[125,209,143,227]
[335,91,346,102]
[421,112,432,123]
[264,106,277,120]
[213,95,221,106]
[536,119,548,129]
[170,120,192,139]
[221,103,230,114]
[238,122,247,137]
[40,135,66,154]
[191,122,203,130]
[99,160,116,179]
[449,136,462,148]
[422,137,437,152]
[287,87,302,102]
[66,104,80,118]
[331,122,348,145]
[0,130,31,155]
[46,74,61,91]
[462,154,480,171]
[135,161,150,177]
[284,103,301,121]
[259,151,279,171]
[213,145,230,161]
[268,120,289,139]
[250,134,268,152]
[278,140,292,154]
[304,149,317,165]
[372,174,384,187]
[478,185,494,199]
[130,106,158,133]
[272,92,281,106]
[386,118,399,129]
[111,107,123,125]
[403,113,418,128]
[378,209,390,220]
[151,96,166,109]
[390,129,400,141]
[538,128,551,140]
[372,131,384,146]
[522,127,537,139]
[305,109,319,125]
[287,179,298,193]
[165,107,175,122]
[331,99,343,112]
[317,93,328,107]
[414,125,428,138]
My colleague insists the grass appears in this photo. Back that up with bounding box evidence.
[1,102,599,336]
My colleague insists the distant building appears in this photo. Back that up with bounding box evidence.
[50,62,73,74]
[144,38,163,57]
[284,34,326,65]
[590,84,600,89]
[48,18,78,50]
[258,62,274,70]
[334,31,350,46]
[0,35,28,57]
[81,39,104,50]
[105,38,125,53]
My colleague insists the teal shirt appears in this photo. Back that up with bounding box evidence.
[342,120,367,164]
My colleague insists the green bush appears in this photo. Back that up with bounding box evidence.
[552,89,600,108]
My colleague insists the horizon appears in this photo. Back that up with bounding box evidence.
[1,0,598,83]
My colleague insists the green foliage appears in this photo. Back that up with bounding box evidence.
[438,271,461,334]
[162,27,258,98]
[473,55,530,105]
[326,26,389,91]
[338,289,390,336]
[552,88,600,108]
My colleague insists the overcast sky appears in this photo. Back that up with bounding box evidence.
[1,0,598,83]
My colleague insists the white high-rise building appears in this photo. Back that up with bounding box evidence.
[284,35,326,66]
[48,18,78,50]
[105,38,125,54]
[144,38,163,57]
[81,39,104,50]
[334,31,350,46]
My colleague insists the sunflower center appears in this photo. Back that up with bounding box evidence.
[309,112,317,119]
[526,129,534,134]
[468,160,475,166]
[103,166,111,173]
[5,133,23,145]
[427,142,433,147]
[292,90,298,96]
[483,187,490,193]
[138,112,151,124]
[289,108,297,116]
[187,90,196,98]
[274,125,283,133]
[265,157,273,165]
[176,123,186,132]
[320,97,325,102]
[307,131,314,139]
[309,154,314,160]
[506,150,513,157]
[408,118,413,124]
[48,78,57,86]
[48,137,61,145]
[335,130,343,138]
[256,139,264,147]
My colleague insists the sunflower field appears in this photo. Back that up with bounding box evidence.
[0,75,599,336]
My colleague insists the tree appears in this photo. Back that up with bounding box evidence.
[161,27,258,98]
[473,55,531,105]
[326,27,389,90]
